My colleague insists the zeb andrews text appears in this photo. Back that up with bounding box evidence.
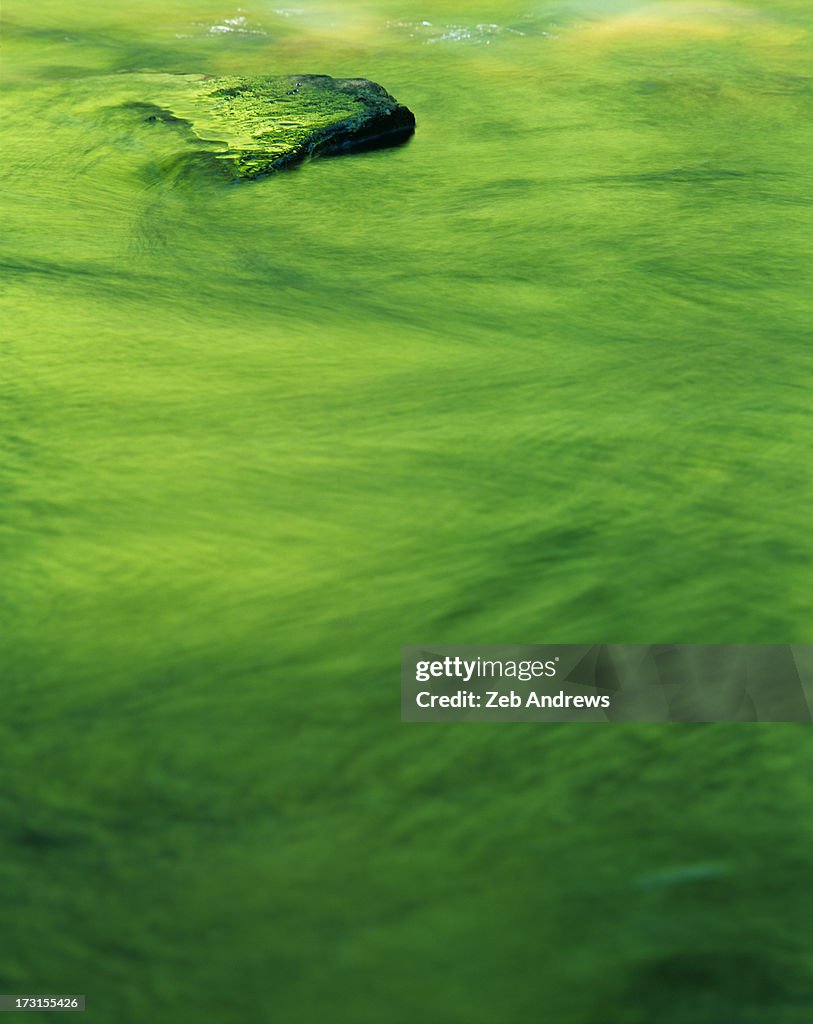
[415,689,611,710]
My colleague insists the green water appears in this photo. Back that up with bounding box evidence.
[2,1,813,1021]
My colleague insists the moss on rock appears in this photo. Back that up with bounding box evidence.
[129,73,415,180]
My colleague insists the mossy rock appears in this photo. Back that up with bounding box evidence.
[124,72,415,180]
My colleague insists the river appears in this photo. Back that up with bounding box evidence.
[2,1,813,1021]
